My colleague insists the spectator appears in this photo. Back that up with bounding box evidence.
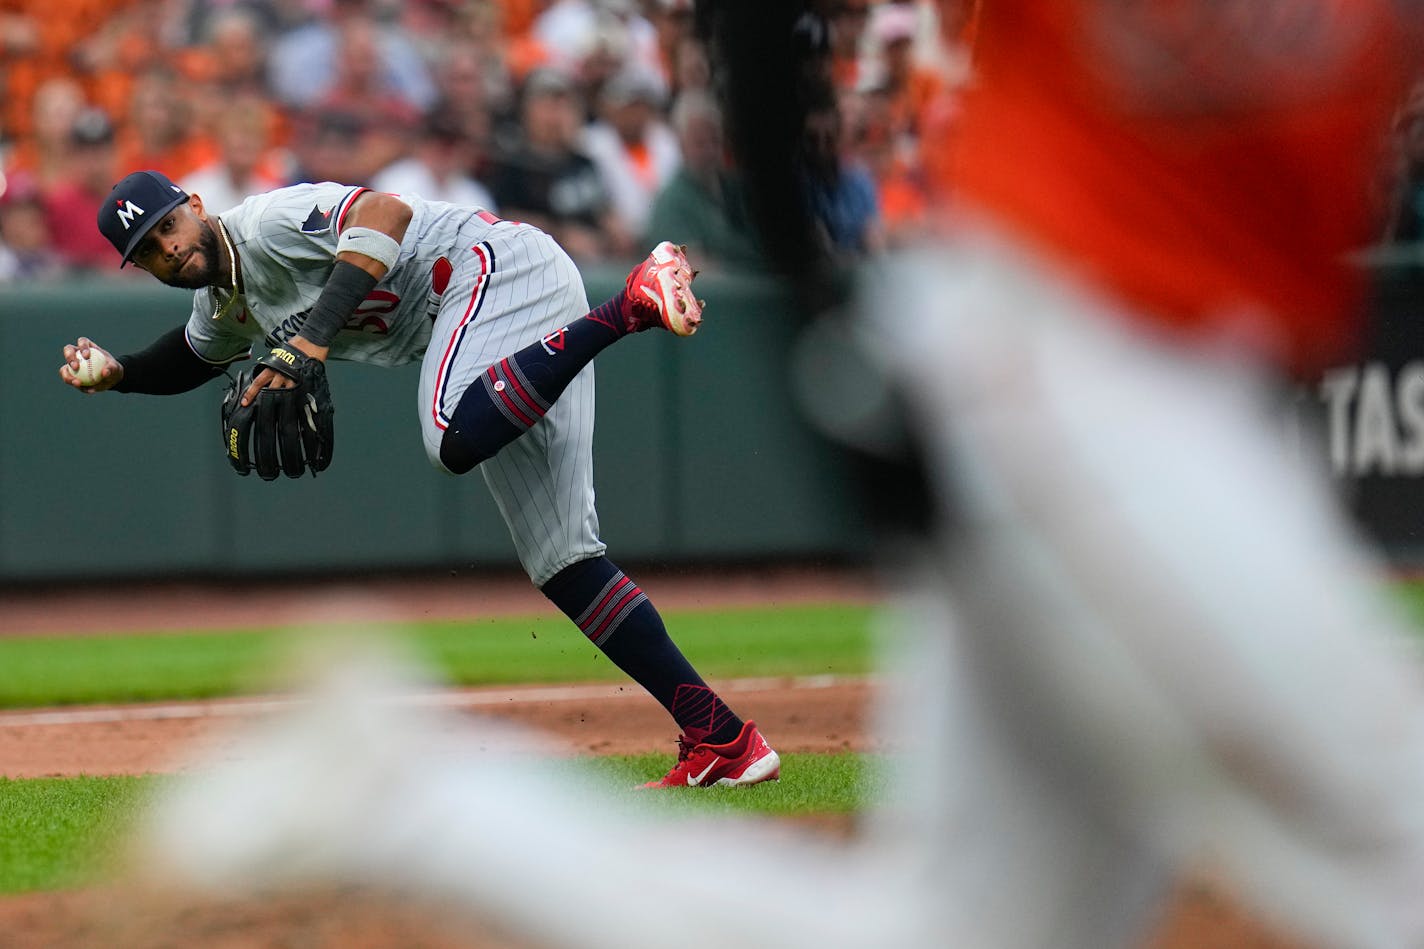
[848,84,929,248]
[800,95,885,257]
[201,5,274,97]
[389,0,451,64]
[824,0,873,92]
[115,65,217,182]
[372,109,498,210]
[441,1,518,114]
[179,93,287,214]
[0,0,115,148]
[648,0,696,94]
[531,0,596,64]
[43,108,122,272]
[668,34,712,99]
[488,66,631,261]
[495,0,557,93]
[580,66,680,241]
[0,175,64,282]
[848,26,953,252]
[1,76,87,192]
[0,8,41,72]
[3,7,38,51]
[312,14,424,179]
[72,0,188,127]
[862,2,942,151]
[643,90,763,271]
[569,13,639,124]
[430,40,502,169]
[284,110,375,187]
[168,0,284,49]
[267,0,436,114]
[533,0,658,75]
[181,6,290,170]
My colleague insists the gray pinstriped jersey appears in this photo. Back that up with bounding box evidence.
[182,180,606,585]
[184,182,495,367]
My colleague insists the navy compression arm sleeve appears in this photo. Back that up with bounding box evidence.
[297,260,379,347]
[113,326,227,394]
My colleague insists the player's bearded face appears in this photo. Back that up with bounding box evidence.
[155,221,220,289]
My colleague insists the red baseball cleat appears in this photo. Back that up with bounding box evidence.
[642,720,781,788]
[624,241,703,336]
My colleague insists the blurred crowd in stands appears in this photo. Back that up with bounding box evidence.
[0,0,972,282]
[1,0,1421,285]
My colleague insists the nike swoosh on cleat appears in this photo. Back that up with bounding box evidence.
[687,760,718,786]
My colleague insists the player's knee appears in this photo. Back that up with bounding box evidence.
[437,431,489,475]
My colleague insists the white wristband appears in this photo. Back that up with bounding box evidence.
[336,226,402,270]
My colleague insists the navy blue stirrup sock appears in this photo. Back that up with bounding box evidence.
[438,294,630,474]
[541,556,744,747]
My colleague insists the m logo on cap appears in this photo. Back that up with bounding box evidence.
[97,170,189,267]
[115,200,145,230]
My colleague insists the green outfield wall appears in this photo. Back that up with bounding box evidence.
[0,269,868,583]
[7,258,1424,584]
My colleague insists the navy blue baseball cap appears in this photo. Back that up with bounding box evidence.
[97,170,190,267]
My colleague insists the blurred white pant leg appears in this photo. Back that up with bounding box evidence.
[866,568,1173,949]
[863,236,1424,949]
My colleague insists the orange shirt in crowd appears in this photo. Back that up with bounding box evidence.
[941,1,1414,374]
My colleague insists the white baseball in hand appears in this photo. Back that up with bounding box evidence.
[74,349,108,387]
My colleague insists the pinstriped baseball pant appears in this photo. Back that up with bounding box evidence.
[418,223,605,586]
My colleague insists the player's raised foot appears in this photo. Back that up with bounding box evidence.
[624,241,704,336]
[641,720,780,789]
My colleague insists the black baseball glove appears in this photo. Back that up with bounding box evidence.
[220,344,335,480]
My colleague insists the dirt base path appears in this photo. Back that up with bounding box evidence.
[0,566,1309,948]
[0,677,874,778]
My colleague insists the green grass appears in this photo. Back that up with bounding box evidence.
[0,602,878,895]
[0,604,874,709]
[0,753,875,895]
[1390,581,1424,630]
[0,777,152,893]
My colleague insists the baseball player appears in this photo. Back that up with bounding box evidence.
[59,170,779,789]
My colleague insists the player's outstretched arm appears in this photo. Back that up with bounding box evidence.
[239,191,412,407]
[62,327,228,396]
[58,337,122,393]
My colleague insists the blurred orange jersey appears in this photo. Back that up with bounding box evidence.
[944,1,1416,372]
